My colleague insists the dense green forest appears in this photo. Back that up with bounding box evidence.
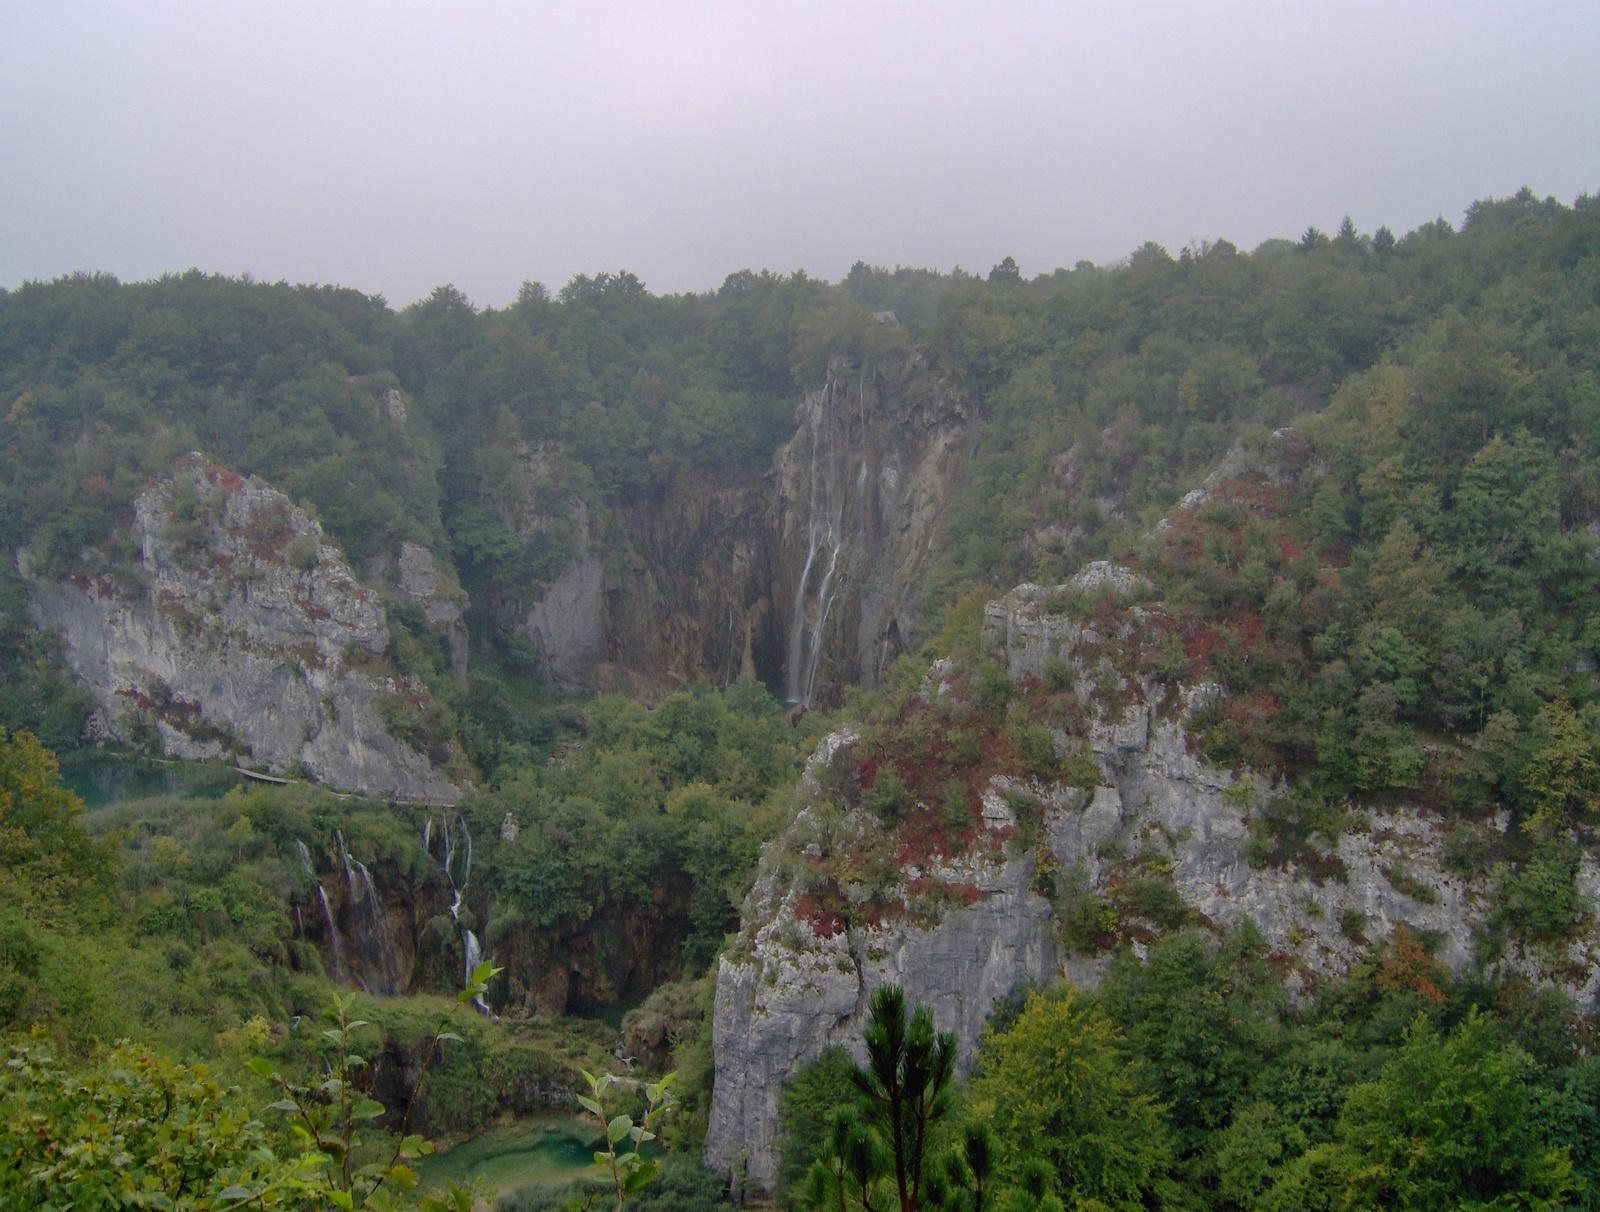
[6,188,1600,1210]
[771,939,1600,1212]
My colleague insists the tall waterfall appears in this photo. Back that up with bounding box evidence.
[296,838,345,982]
[786,379,849,707]
[336,831,403,996]
[424,813,494,1017]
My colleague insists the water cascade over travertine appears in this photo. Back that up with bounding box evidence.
[771,355,970,706]
[296,838,346,983]
[785,379,849,706]
[337,831,403,996]
[425,812,494,1017]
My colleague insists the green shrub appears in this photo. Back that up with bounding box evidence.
[864,765,910,825]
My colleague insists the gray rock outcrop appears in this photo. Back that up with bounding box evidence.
[983,563,1154,683]
[23,456,460,802]
[705,725,1056,1189]
[705,567,1600,1192]
[366,540,470,679]
[981,572,1594,993]
[705,821,1053,1190]
[518,496,602,690]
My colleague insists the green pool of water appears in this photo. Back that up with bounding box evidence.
[60,755,243,809]
[416,1113,613,1198]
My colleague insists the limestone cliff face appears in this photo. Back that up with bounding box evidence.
[482,440,605,692]
[988,570,1600,1000]
[774,353,970,706]
[704,729,1056,1189]
[366,540,469,680]
[23,456,461,802]
[706,854,1053,1188]
[494,353,967,703]
[602,473,781,699]
[705,564,1600,1190]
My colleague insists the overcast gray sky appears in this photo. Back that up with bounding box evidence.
[3,1,1597,309]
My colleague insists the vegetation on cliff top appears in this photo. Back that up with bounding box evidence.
[780,939,1600,1212]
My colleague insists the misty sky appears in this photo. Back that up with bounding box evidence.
[3,1,1598,309]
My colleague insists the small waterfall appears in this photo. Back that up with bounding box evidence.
[786,380,848,708]
[318,887,346,980]
[428,812,496,1018]
[296,838,345,982]
[336,831,402,996]
[462,929,492,1016]
[435,812,473,920]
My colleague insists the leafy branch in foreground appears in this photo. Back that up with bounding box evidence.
[0,1031,310,1211]
[249,959,502,1212]
[571,1067,677,1212]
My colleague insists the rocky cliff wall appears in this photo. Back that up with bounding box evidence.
[704,729,1055,1188]
[365,540,469,680]
[23,456,461,802]
[990,568,1600,1000]
[705,564,1600,1191]
[774,353,970,706]
[492,353,968,703]
[472,439,607,692]
[601,473,782,699]
[702,710,1074,1189]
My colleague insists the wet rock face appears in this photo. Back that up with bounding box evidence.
[774,353,970,706]
[494,355,966,704]
[603,474,782,701]
[23,455,460,802]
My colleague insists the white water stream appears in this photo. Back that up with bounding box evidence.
[426,812,493,1017]
[785,380,850,707]
[336,830,403,996]
[297,838,346,982]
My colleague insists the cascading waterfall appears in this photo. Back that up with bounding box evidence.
[462,930,490,1015]
[854,373,869,540]
[424,812,494,1017]
[786,380,849,707]
[336,831,402,996]
[296,838,346,982]
[433,811,473,919]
